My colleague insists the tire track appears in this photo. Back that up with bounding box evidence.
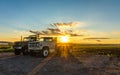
[27,53,55,75]
[35,53,89,75]
[0,55,45,75]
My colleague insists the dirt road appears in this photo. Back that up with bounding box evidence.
[0,55,45,75]
[0,52,120,75]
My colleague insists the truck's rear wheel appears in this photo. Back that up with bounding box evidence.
[14,49,21,55]
[42,49,49,57]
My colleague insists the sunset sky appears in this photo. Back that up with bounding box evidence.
[0,0,120,44]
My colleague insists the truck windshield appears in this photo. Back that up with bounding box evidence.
[39,38,44,41]
[24,37,37,41]
[14,42,22,45]
[39,38,53,42]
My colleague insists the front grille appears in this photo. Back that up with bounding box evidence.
[29,42,40,47]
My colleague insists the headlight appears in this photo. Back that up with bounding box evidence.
[16,47,22,49]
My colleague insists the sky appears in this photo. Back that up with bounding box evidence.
[0,0,120,44]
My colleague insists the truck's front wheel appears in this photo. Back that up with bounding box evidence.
[42,49,49,57]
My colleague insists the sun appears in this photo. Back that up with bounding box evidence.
[60,36,69,43]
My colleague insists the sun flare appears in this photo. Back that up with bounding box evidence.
[60,36,69,43]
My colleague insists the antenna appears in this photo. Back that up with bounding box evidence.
[21,36,23,42]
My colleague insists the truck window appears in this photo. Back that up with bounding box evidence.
[39,38,44,41]
[44,38,53,42]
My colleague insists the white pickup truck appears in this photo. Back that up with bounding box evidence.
[28,37,57,57]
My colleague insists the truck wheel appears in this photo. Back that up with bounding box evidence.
[14,49,21,55]
[42,49,49,57]
[22,49,28,55]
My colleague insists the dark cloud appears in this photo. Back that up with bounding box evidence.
[84,37,111,40]
[50,22,77,27]
[47,28,61,33]
[50,22,84,28]
[29,22,85,37]
[70,33,84,36]
[29,30,43,35]
[47,28,62,35]
[41,31,48,34]
[96,40,101,42]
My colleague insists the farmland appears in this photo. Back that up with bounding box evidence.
[0,45,13,52]
[72,44,120,57]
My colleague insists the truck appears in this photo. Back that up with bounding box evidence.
[13,35,37,55]
[28,36,72,57]
[13,34,72,57]
[28,37,57,57]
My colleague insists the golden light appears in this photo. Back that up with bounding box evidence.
[60,36,69,43]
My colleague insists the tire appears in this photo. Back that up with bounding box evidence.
[22,49,28,55]
[14,49,21,55]
[42,48,49,57]
[22,46,28,55]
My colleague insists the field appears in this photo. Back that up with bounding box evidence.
[72,44,120,57]
[0,45,13,52]
[0,44,120,75]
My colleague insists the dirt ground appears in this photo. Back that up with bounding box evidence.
[0,52,120,75]
[37,52,120,75]
[0,52,14,58]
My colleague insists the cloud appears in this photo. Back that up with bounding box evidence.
[30,28,61,36]
[29,22,86,37]
[51,22,81,26]
[96,40,101,42]
[83,37,111,42]
[69,33,84,36]
[47,28,61,34]
[50,22,85,29]
[84,37,111,40]
[29,30,44,35]
[50,22,86,36]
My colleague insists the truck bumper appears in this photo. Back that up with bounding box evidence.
[29,50,42,55]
